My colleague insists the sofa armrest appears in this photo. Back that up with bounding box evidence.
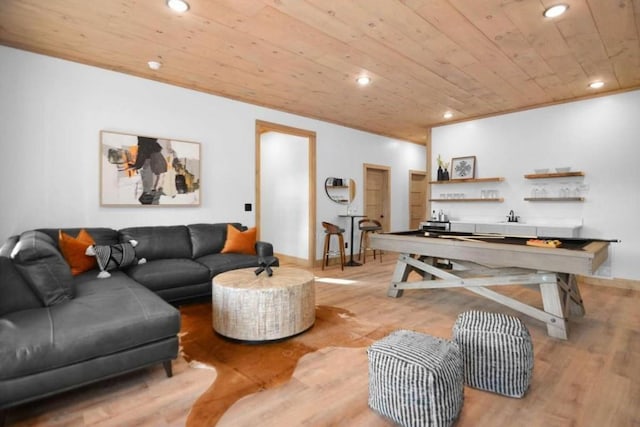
[255,241,274,258]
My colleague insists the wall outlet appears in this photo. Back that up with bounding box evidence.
[345,242,348,249]
[244,203,252,212]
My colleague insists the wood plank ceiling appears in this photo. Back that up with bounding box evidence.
[1,0,639,143]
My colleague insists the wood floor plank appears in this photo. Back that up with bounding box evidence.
[5,257,639,426]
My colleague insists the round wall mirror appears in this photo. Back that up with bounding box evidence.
[324,177,356,204]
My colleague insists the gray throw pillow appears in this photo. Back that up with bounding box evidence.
[11,230,74,306]
[0,256,43,315]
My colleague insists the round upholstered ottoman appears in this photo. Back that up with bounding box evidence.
[452,310,534,398]
[367,330,464,427]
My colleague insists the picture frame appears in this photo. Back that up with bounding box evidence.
[450,156,476,180]
[100,130,201,206]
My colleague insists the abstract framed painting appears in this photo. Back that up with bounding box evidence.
[450,156,476,180]
[100,131,201,206]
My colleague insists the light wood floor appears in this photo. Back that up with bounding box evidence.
[6,256,640,426]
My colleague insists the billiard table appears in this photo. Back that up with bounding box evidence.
[369,230,611,339]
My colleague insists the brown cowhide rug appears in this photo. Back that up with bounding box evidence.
[179,303,394,427]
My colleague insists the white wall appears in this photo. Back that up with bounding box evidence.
[316,134,426,256]
[432,90,640,280]
[0,46,425,260]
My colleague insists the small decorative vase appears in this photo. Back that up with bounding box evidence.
[443,169,450,181]
[437,166,444,181]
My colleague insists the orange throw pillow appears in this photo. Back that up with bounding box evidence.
[221,225,257,255]
[59,229,97,276]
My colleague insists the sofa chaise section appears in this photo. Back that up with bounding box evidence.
[0,231,180,424]
[0,234,180,418]
[0,271,180,409]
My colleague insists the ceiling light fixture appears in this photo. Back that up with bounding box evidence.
[543,4,568,18]
[167,0,190,13]
[148,60,162,70]
[589,80,604,89]
[356,76,371,86]
[443,111,453,119]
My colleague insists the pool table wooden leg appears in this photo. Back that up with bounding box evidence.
[388,254,413,297]
[540,274,569,340]
[559,273,585,317]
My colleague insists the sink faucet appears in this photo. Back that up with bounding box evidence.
[507,210,519,223]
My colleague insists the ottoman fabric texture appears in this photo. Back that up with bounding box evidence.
[452,310,534,398]
[368,330,464,427]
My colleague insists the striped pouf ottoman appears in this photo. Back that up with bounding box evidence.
[367,330,464,427]
[452,311,534,398]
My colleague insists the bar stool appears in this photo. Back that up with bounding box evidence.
[322,221,346,270]
[358,219,383,263]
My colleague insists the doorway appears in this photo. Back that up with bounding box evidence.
[409,170,427,229]
[255,121,316,266]
[363,164,391,231]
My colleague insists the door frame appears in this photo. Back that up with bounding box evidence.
[363,163,391,231]
[255,120,316,266]
[408,169,428,229]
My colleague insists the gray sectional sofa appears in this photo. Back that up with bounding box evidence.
[0,223,276,424]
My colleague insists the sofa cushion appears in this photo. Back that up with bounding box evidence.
[221,225,257,255]
[10,231,74,306]
[119,226,192,261]
[196,253,261,276]
[188,223,242,258]
[58,229,97,276]
[124,258,211,293]
[0,271,179,381]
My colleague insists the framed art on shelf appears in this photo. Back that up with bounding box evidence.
[100,130,201,206]
[451,156,476,180]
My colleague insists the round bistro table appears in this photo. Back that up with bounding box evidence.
[212,267,315,341]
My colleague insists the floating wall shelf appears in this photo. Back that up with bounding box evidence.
[429,177,504,184]
[429,198,504,203]
[524,197,585,202]
[524,172,585,179]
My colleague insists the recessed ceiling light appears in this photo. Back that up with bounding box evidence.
[443,111,453,119]
[167,0,189,13]
[356,76,371,86]
[543,4,568,18]
[589,81,605,89]
[148,60,162,70]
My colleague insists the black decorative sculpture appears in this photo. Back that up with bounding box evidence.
[254,256,277,277]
